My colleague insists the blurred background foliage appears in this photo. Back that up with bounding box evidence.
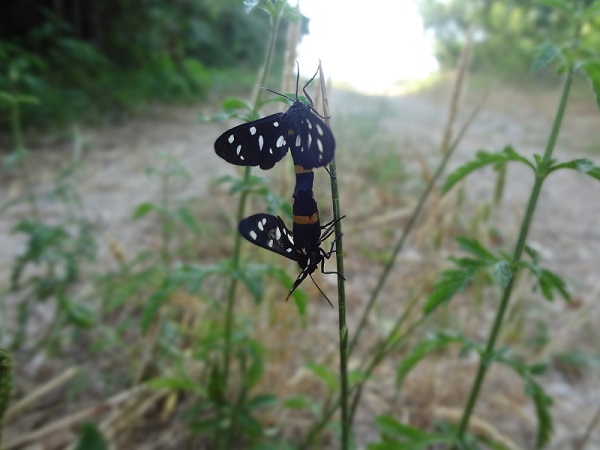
[2,0,599,129]
[0,0,306,128]
[418,0,600,77]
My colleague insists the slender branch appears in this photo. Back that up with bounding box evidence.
[319,62,350,450]
[349,34,476,354]
[455,54,576,446]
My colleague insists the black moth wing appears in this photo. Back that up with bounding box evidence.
[214,113,289,170]
[285,102,336,170]
[239,214,299,262]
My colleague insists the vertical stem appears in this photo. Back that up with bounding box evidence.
[221,11,281,448]
[455,63,574,444]
[319,64,349,450]
[349,33,475,354]
[160,171,171,269]
[10,99,39,220]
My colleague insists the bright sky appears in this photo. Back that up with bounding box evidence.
[294,0,439,93]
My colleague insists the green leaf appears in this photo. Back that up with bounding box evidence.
[538,268,570,301]
[74,422,108,450]
[370,415,455,449]
[455,237,496,260]
[442,147,533,193]
[174,207,202,235]
[247,393,278,410]
[497,356,554,448]
[532,42,562,72]
[222,97,252,112]
[521,261,570,301]
[146,376,197,391]
[132,202,155,219]
[491,260,512,289]
[305,362,338,393]
[580,60,600,111]
[550,158,600,181]
[424,269,473,314]
[397,332,473,384]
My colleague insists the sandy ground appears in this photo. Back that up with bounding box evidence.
[1,78,600,448]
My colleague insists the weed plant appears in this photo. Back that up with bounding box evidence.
[1,0,600,448]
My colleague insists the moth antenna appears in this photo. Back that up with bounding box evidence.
[263,87,295,103]
[295,61,300,100]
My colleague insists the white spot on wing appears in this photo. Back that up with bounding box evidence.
[317,139,323,153]
[289,235,294,244]
[228,134,235,144]
[250,126,257,135]
[240,155,245,160]
[258,220,264,231]
[237,144,242,155]
[286,248,292,252]
[295,135,301,147]
[306,119,313,129]
[250,230,257,240]
[275,227,281,240]
[273,121,279,127]
[258,135,264,150]
[316,124,324,136]
[276,135,285,148]
[268,239,274,248]
[308,134,313,148]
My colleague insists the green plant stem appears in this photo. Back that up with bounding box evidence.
[319,63,349,450]
[220,12,281,449]
[160,172,171,269]
[455,63,574,445]
[349,98,485,355]
[10,98,39,220]
[348,293,423,424]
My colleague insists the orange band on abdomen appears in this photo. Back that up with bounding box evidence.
[294,165,314,174]
[293,213,319,225]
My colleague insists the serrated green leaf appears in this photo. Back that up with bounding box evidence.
[532,42,562,72]
[442,147,533,193]
[538,268,570,301]
[492,260,512,288]
[524,245,541,263]
[456,236,496,260]
[424,270,473,314]
[549,158,600,181]
[397,332,472,384]
[449,256,491,271]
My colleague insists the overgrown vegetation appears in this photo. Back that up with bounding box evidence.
[0,0,302,128]
[1,0,600,449]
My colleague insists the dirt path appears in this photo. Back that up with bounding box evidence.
[1,81,600,448]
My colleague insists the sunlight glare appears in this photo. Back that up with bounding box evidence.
[294,0,438,93]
